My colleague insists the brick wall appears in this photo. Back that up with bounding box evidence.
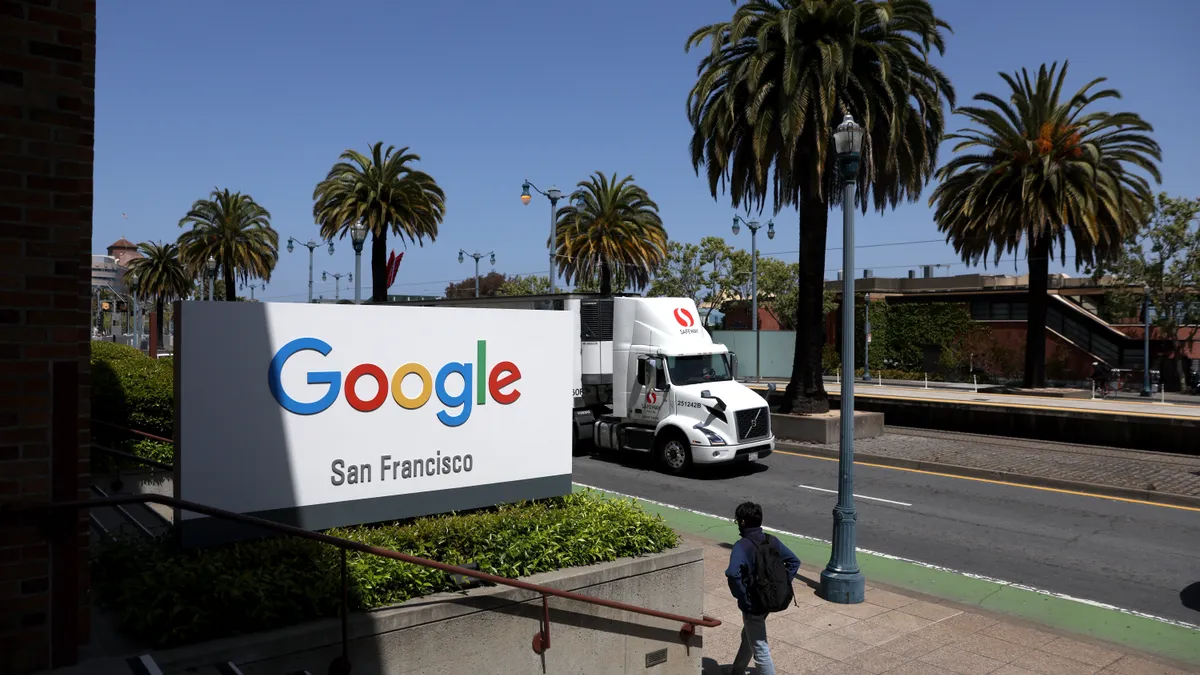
[0,1,97,672]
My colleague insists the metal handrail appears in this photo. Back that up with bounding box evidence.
[92,420,174,445]
[8,492,718,672]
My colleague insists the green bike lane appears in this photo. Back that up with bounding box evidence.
[572,481,1200,666]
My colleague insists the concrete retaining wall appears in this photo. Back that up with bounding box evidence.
[139,545,706,675]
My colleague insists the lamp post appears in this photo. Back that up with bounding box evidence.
[731,215,774,382]
[130,273,140,351]
[1142,284,1151,397]
[863,292,871,381]
[521,180,564,293]
[322,272,351,302]
[821,112,867,605]
[288,237,334,304]
[350,221,368,304]
[244,282,264,301]
[205,256,216,301]
[458,249,496,298]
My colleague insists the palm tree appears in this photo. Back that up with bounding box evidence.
[312,142,445,302]
[177,188,278,301]
[929,61,1161,388]
[123,241,192,347]
[553,172,668,295]
[686,0,955,414]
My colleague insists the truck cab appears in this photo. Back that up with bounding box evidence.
[592,297,774,473]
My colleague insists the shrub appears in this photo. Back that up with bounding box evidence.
[91,490,678,648]
[91,341,174,447]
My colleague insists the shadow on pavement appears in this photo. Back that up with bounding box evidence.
[578,450,771,481]
[1181,581,1200,613]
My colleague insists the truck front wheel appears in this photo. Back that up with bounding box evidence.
[656,430,693,476]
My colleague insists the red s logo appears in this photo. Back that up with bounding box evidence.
[646,391,657,404]
[673,308,695,327]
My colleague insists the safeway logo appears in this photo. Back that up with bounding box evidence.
[646,391,658,404]
[673,307,700,334]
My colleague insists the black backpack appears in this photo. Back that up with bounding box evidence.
[747,534,796,613]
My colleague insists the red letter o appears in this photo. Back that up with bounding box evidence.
[345,364,389,412]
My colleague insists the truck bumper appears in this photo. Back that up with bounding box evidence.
[691,436,774,465]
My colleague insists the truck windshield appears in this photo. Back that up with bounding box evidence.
[666,354,732,386]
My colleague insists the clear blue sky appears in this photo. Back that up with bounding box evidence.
[94,0,1200,301]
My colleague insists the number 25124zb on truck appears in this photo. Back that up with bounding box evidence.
[393,294,775,474]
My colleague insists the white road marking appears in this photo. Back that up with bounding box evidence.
[572,481,1200,632]
[797,484,912,506]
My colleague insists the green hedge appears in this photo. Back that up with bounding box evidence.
[91,491,679,648]
[91,342,174,467]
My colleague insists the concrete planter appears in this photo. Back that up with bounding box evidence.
[77,545,706,675]
[771,411,885,444]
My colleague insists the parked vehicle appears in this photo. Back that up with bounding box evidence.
[391,294,774,474]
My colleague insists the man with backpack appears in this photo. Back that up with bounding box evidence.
[724,501,802,675]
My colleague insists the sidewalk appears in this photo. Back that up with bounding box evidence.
[693,536,1199,675]
[779,427,1200,501]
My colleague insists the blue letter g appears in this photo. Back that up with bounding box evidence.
[268,337,341,415]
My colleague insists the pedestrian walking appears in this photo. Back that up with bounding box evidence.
[724,501,802,675]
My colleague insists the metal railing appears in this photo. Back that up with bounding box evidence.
[16,424,720,674]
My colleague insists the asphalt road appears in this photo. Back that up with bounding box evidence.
[572,444,1200,625]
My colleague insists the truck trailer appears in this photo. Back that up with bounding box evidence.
[391,293,774,473]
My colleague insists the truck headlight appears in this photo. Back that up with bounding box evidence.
[699,428,726,446]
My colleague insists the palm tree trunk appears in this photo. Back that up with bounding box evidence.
[782,199,831,414]
[600,262,612,296]
[371,229,388,303]
[1024,235,1051,388]
[223,262,236,301]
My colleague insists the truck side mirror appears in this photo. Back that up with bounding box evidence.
[729,352,739,380]
[636,359,648,386]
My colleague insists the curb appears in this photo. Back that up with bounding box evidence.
[776,441,1200,509]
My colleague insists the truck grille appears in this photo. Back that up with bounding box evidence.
[735,407,770,442]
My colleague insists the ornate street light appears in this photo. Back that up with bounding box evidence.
[350,222,368,304]
[205,256,216,300]
[522,180,564,293]
[821,113,866,605]
[288,237,334,304]
[459,249,496,298]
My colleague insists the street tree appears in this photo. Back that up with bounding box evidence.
[498,274,552,296]
[930,62,1161,388]
[313,142,445,302]
[445,270,507,298]
[177,188,278,301]
[687,0,955,413]
[1092,193,1200,390]
[647,241,707,306]
[553,172,668,295]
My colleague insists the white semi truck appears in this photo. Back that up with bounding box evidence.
[392,293,774,473]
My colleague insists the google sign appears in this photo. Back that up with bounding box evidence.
[268,337,522,427]
[174,301,573,546]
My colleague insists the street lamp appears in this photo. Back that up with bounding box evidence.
[459,249,496,298]
[1142,283,1151,397]
[522,180,563,293]
[205,256,216,301]
[288,237,334,304]
[244,281,265,301]
[322,271,351,302]
[821,112,866,605]
[350,221,368,304]
[731,215,774,382]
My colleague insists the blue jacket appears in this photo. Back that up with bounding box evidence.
[725,527,801,613]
